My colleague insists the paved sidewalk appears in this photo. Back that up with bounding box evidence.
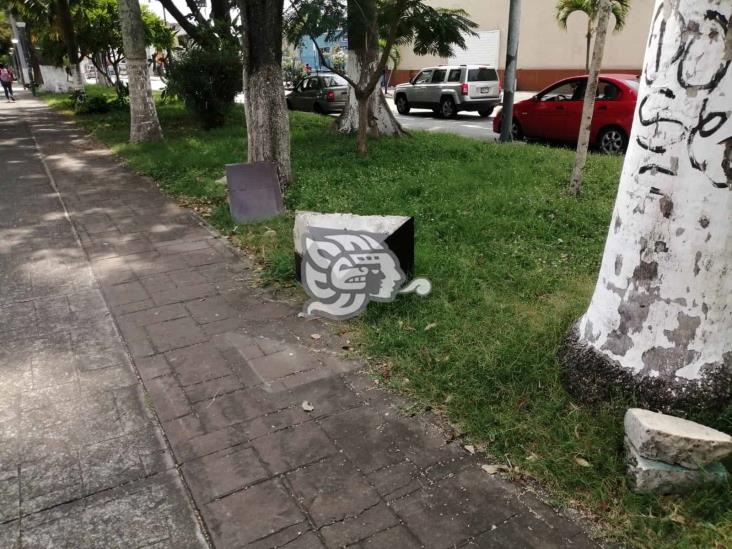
[1,95,598,548]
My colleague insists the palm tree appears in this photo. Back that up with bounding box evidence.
[555,0,630,72]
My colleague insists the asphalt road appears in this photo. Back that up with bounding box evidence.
[384,90,537,141]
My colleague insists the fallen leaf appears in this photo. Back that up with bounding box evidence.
[573,456,591,468]
[301,401,314,412]
[481,464,511,475]
[464,444,476,455]
[310,333,321,340]
[424,322,438,331]
[526,452,540,462]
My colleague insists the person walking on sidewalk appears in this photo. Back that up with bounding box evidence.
[0,64,16,102]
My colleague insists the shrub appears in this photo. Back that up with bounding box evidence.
[167,46,243,129]
[71,90,113,114]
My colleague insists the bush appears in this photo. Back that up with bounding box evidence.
[167,46,243,129]
[71,90,113,114]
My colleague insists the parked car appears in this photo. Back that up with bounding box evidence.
[286,73,348,114]
[493,74,639,154]
[394,65,501,118]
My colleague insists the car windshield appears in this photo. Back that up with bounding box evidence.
[624,79,640,91]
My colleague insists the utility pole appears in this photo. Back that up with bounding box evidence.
[499,0,521,142]
[8,13,28,88]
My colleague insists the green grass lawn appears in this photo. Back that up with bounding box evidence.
[44,86,731,548]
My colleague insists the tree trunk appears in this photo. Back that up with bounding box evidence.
[585,22,592,73]
[335,51,404,137]
[560,0,732,412]
[55,0,83,89]
[569,0,611,196]
[26,26,44,86]
[118,0,163,143]
[240,0,291,188]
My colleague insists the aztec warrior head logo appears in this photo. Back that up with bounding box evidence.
[301,229,431,320]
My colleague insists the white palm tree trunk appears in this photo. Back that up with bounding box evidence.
[561,0,731,411]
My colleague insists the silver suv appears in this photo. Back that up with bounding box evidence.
[394,65,501,118]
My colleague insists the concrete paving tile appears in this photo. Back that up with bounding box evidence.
[287,456,381,527]
[390,466,523,549]
[145,317,207,353]
[352,525,423,548]
[252,421,337,475]
[203,479,305,547]
[183,445,269,503]
[319,502,400,547]
[165,342,234,386]
[184,295,238,324]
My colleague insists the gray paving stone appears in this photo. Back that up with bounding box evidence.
[145,375,191,421]
[145,317,207,353]
[390,466,523,549]
[165,341,234,386]
[183,445,269,502]
[252,421,337,475]
[319,502,400,547]
[287,456,381,526]
[203,479,305,547]
[352,525,423,548]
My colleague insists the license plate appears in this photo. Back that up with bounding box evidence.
[481,87,490,93]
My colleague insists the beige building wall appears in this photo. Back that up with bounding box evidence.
[394,0,656,90]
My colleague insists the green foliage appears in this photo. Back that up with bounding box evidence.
[166,46,242,129]
[74,94,112,113]
[0,11,12,63]
[282,58,305,87]
[43,87,732,548]
[285,0,478,66]
[555,0,631,32]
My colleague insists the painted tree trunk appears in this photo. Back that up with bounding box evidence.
[335,51,404,137]
[560,0,732,412]
[240,0,291,188]
[569,0,611,195]
[118,0,163,143]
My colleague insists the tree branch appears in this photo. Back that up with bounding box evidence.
[156,0,201,41]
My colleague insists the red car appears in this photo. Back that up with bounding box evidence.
[493,74,639,154]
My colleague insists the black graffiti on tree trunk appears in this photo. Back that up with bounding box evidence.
[638,2,730,189]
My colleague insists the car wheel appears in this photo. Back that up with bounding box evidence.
[396,95,410,115]
[478,107,494,118]
[440,96,457,118]
[511,119,524,140]
[286,99,293,111]
[313,102,324,115]
[598,127,626,154]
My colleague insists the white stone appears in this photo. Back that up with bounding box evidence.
[293,211,410,255]
[625,438,727,494]
[625,408,732,468]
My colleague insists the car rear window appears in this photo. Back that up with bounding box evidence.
[326,75,348,86]
[467,68,498,82]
